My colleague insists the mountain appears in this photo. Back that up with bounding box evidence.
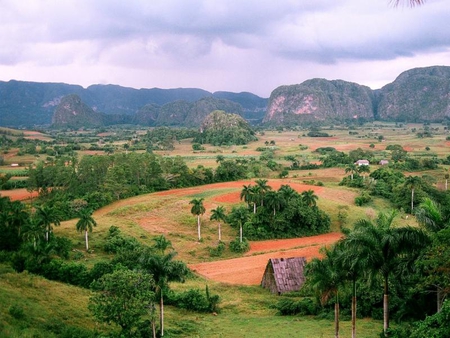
[52,94,105,129]
[376,66,450,122]
[0,81,267,128]
[263,66,450,125]
[2,66,450,128]
[264,79,374,125]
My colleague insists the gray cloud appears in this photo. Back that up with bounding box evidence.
[0,0,449,96]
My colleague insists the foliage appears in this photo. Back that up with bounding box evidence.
[166,286,220,313]
[89,269,155,337]
[103,226,141,253]
[275,297,319,316]
[229,237,250,253]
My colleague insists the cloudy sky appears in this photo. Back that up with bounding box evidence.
[1,0,449,97]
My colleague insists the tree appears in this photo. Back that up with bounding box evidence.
[75,209,97,251]
[306,246,344,338]
[264,190,283,216]
[345,164,358,180]
[152,235,173,254]
[190,198,205,241]
[255,179,271,206]
[140,250,189,337]
[240,184,259,213]
[210,206,227,242]
[301,189,319,208]
[345,210,429,336]
[336,236,369,338]
[22,218,46,250]
[357,164,370,180]
[89,269,155,338]
[228,205,250,243]
[35,205,61,242]
[404,175,422,213]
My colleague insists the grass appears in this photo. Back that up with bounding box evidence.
[2,123,447,337]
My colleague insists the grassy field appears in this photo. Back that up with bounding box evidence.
[1,122,447,337]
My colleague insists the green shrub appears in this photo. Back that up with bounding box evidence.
[229,238,250,253]
[275,298,319,316]
[209,241,225,257]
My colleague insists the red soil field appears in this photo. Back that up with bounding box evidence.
[0,188,37,201]
[189,232,342,285]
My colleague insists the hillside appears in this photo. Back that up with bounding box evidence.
[2,65,450,128]
[263,66,450,125]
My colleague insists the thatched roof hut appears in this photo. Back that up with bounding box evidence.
[261,257,307,295]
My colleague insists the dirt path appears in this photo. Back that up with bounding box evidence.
[189,232,342,285]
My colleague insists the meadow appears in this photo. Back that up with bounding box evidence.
[1,122,448,337]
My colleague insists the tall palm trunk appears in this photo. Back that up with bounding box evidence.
[335,292,340,338]
[411,188,415,212]
[383,277,389,337]
[85,230,89,251]
[218,223,221,242]
[239,223,243,243]
[197,215,201,241]
[160,290,164,336]
[352,279,357,338]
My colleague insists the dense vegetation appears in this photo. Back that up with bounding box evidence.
[1,122,450,337]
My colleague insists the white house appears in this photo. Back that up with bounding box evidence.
[354,160,370,166]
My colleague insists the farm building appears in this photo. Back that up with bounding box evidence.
[355,159,370,166]
[261,257,307,295]
[379,160,389,165]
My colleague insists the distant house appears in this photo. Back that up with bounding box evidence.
[379,160,389,166]
[261,257,307,295]
[354,159,370,166]
[10,163,19,167]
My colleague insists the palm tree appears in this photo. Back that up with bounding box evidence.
[229,205,250,243]
[415,198,447,233]
[336,237,368,338]
[301,189,319,208]
[345,210,429,336]
[240,184,258,213]
[444,173,449,191]
[140,250,189,337]
[189,198,205,241]
[404,175,422,213]
[415,198,448,312]
[210,206,226,242]
[22,218,46,250]
[76,209,97,251]
[357,164,370,180]
[345,164,358,180]
[35,205,61,242]
[152,235,173,254]
[306,246,344,338]
[392,0,426,6]
[264,190,283,216]
[255,179,271,206]
[278,184,298,203]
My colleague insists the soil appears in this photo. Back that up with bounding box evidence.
[0,188,37,201]
[189,232,342,285]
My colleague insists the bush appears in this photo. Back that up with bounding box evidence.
[275,298,319,316]
[355,192,372,206]
[104,226,141,253]
[209,241,225,257]
[167,286,220,313]
[229,238,250,253]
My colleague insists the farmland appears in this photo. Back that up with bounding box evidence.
[1,122,449,337]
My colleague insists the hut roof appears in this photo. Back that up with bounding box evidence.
[261,257,307,294]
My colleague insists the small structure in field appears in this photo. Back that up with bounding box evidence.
[379,160,389,166]
[354,159,370,166]
[261,257,307,295]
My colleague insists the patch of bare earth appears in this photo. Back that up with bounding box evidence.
[1,189,37,201]
[189,232,342,285]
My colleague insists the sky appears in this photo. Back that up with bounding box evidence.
[1,0,449,98]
